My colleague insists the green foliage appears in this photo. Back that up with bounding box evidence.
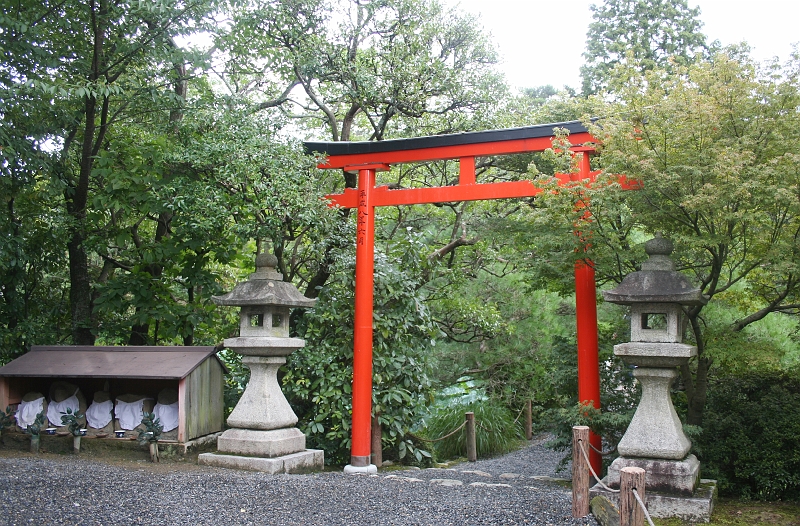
[537,311,639,472]
[422,400,522,461]
[138,412,164,444]
[60,407,85,437]
[581,0,707,94]
[283,234,438,466]
[545,402,634,474]
[0,406,16,432]
[219,349,250,419]
[224,0,506,141]
[524,48,800,426]
[697,369,800,501]
[25,410,45,437]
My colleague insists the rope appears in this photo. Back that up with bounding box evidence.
[576,436,653,524]
[409,421,467,443]
[632,488,656,526]
[577,439,619,493]
[588,442,617,456]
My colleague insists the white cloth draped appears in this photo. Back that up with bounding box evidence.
[16,397,44,429]
[114,399,146,430]
[47,391,79,427]
[153,401,179,432]
[85,399,114,429]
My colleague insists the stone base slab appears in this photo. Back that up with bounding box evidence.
[607,455,700,495]
[590,478,717,523]
[343,464,377,474]
[198,449,324,474]
[217,427,305,458]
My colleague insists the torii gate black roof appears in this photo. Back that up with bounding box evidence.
[304,120,588,156]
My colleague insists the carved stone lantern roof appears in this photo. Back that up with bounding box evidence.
[602,233,707,307]
[212,253,316,309]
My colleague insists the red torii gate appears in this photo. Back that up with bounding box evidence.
[305,120,603,473]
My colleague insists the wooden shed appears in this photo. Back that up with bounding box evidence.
[0,346,226,442]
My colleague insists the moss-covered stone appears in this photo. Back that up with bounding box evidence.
[591,495,620,526]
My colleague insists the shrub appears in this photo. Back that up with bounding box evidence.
[422,399,522,460]
[697,369,800,501]
[284,238,438,466]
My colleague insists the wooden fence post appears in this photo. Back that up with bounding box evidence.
[572,425,590,518]
[525,400,533,441]
[465,412,477,462]
[620,466,646,526]
[371,413,382,468]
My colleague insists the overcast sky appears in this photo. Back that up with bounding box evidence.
[445,0,800,91]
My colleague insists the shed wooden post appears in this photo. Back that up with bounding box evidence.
[572,425,590,517]
[620,466,646,526]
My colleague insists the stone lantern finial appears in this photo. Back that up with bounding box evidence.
[641,232,675,271]
[252,252,282,280]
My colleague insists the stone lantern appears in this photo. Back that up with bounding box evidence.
[198,252,324,473]
[592,234,715,521]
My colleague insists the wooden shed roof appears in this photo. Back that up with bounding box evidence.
[0,346,225,380]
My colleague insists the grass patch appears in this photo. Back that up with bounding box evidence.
[651,499,800,525]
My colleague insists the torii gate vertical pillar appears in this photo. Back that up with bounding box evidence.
[573,152,603,476]
[344,164,387,474]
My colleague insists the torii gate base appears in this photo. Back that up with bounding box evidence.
[305,121,604,474]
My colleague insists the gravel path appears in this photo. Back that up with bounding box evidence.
[0,436,598,525]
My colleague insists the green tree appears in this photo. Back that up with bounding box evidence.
[531,48,800,425]
[581,0,707,95]
[284,232,438,464]
[0,0,218,346]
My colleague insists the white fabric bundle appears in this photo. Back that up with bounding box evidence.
[153,401,179,432]
[114,399,146,430]
[16,397,45,428]
[47,391,79,427]
[85,399,114,429]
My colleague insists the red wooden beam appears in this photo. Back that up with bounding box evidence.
[325,173,623,209]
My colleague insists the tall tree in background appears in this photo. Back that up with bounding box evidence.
[220,0,506,297]
[580,0,707,95]
[529,49,800,425]
[1,1,217,345]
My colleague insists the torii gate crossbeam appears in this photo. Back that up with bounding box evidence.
[305,121,603,473]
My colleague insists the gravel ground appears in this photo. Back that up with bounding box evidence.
[0,435,598,526]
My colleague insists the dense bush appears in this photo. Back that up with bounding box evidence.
[540,321,639,471]
[697,369,800,500]
[283,237,438,466]
[422,399,523,460]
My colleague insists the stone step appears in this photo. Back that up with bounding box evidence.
[349,468,571,491]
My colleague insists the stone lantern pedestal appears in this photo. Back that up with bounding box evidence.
[589,235,716,522]
[198,253,323,473]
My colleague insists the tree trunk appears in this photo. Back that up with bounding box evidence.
[31,435,40,453]
[73,435,81,454]
[685,356,710,426]
[67,234,96,345]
